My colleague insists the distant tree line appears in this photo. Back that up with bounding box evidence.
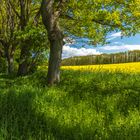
[62,50,140,66]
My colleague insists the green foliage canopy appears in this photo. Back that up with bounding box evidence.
[58,0,140,44]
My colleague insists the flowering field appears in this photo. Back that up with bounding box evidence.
[61,62,140,73]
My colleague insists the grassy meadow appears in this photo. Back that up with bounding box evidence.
[0,62,140,140]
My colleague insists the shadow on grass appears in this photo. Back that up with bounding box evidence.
[0,89,66,140]
[0,71,140,139]
[0,88,100,140]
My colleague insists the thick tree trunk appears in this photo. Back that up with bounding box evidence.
[41,0,64,85]
[47,34,63,85]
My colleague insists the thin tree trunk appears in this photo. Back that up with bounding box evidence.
[5,47,15,75]
[17,61,28,76]
[0,40,15,74]
[7,55,14,74]
[17,43,30,76]
[17,0,30,76]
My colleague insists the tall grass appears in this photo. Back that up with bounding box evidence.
[0,70,140,140]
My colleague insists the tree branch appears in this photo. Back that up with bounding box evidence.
[92,19,121,28]
[60,14,121,28]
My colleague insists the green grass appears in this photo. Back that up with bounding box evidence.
[0,70,140,140]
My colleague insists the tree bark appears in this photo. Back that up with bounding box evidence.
[17,0,30,76]
[47,32,63,85]
[0,40,15,74]
[5,46,15,75]
[7,55,14,74]
[17,42,30,76]
[17,61,28,76]
[41,0,63,85]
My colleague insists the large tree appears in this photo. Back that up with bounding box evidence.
[40,0,140,85]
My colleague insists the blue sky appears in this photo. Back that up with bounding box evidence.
[62,32,140,58]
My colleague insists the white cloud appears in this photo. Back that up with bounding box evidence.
[113,42,120,44]
[110,32,121,37]
[107,32,122,41]
[62,45,140,59]
[62,32,140,58]
[62,45,101,59]
[101,45,140,51]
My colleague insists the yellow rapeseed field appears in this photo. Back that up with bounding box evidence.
[61,62,140,73]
